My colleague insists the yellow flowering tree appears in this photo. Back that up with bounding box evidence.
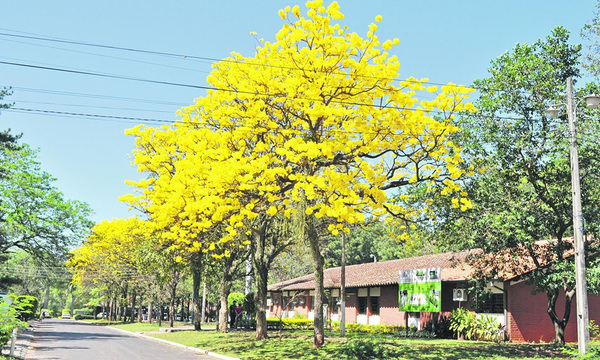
[68,217,150,321]
[124,0,474,345]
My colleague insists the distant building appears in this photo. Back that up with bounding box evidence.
[267,249,600,343]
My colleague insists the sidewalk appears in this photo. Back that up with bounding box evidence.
[1,321,37,359]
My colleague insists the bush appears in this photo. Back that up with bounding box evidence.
[228,292,245,308]
[244,293,256,318]
[13,295,39,321]
[74,314,95,320]
[449,308,503,341]
[0,298,26,346]
[74,308,94,316]
[331,322,414,335]
[266,317,313,330]
[424,316,453,339]
[338,339,399,359]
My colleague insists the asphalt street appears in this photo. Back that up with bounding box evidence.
[25,319,217,360]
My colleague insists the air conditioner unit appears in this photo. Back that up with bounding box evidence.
[453,288,468,302]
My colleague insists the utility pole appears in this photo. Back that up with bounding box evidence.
[566,76,590,354]
[340,231,346,337]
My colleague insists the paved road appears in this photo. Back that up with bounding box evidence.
[25,319,217,360]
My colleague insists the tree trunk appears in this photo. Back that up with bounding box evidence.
[192,254,203,330]
[131,290,137,323]
[180,296,185,323]
[201,283,206,324]
[546,288,574,345]
[137,295,143,323]
[69,285,75,317]
[158,301,162,327]
[43,283,50,309]
[148,301,153,323]
[169,276,178,328]
[218,278,232,333]
[306,219,325,348]
[254,254,269,339]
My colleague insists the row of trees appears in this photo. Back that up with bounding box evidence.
[71,0,600,348]
[0,87,93,338]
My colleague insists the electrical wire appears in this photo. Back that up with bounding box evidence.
[0,29,479,91]
[5,107,174,125]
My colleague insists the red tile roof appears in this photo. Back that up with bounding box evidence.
[268,250,479,292]
[268,239,579,292]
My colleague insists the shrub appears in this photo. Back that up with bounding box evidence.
[449,308,504,341]
[228,292,245,308]
[331,322,414,335]
[424,315,453,339]
[474,314,504,342]
[74,314,95,320]
[0,298,26,346]
[13,295,39,321]
[449,308,477,340]
[244,293,256,318]
[338,339,399,359]
[266,317,313,330]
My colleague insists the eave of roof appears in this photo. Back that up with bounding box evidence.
[268,250,478,292]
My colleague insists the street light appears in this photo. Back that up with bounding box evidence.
[544,76,600,355]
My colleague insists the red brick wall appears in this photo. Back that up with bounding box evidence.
[380,285,404,325]
[344,291,357,323]
[507,280,600,343]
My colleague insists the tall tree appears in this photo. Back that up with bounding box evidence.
[124,0,474,347]
[0,144,92,262]
[439,27,600,344]
[582,0,600,78]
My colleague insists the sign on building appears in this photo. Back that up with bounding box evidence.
[398,267,441,312]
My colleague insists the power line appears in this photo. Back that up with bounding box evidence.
[2,85,187,106]
[0,60,476,116]
[0,60,219,92]
[12,99,177,114]
[5,107,173,124]
[0,29,478,91]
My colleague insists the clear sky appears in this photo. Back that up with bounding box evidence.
[0,0,596,226]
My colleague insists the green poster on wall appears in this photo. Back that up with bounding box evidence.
[398,267,441,312]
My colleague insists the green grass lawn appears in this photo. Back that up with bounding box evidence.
[128,328,582,360]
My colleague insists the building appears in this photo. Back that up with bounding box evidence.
[267,249,600,342]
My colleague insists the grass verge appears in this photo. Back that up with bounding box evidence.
[134,328,578,360]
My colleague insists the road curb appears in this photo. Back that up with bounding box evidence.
[107,326,241,360]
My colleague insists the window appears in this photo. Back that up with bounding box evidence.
[480,293,504,313]
[358,296,368,315]
[370,296,380,315]
[283,296,295,311]
[331,297,340,313]
[310,296,314,311]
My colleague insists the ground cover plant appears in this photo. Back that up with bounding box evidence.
[142,328,576,359]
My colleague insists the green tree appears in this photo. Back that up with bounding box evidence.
[323,219,437,267]
[443,27,600,345]
[0,144,93,262]
[582,1,600,77]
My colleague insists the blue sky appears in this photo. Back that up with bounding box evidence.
[0,0,596,226]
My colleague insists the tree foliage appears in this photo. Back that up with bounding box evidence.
[439,27,600,344]
[123,0,474,347]
[0,143,92,263]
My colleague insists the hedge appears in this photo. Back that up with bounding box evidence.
[330,322,416,334]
